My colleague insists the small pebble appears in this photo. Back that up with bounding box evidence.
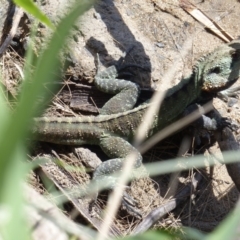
[155,42,165,48]
[227,98,238,107]
[93,12,101,20]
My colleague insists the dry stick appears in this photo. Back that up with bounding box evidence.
[166,135,192,199]
[179,0,234,42]
[25,184,97,240]
[215,124,240,192]
[0,7,24,56]
[133,129,200,235]
[132,171,202,235]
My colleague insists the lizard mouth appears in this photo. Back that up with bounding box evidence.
[202,77,239,92]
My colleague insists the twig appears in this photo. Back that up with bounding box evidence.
[179,0,234,42]
[25,184,97,240]
[0,7,24,56]
[215,126,240,192]
[132,171,202,235]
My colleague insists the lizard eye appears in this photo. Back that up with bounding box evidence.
[209,66,221,74]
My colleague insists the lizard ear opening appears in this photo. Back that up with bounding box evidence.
[208,66,221,74]
[230,49,240,60]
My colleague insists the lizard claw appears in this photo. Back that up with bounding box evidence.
[216,117,239,131]
[217,86,240,102]
[122,190,138,206]
[121,191,142,219]
[88,186,142,219]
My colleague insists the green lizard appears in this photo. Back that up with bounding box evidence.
[33,40,240,215]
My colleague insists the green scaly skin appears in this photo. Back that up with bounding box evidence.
[33,41,240,217]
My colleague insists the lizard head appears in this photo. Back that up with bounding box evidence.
[194,41,240,93]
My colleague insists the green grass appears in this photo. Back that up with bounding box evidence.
[0,1,93,239]
[0,0,239,239]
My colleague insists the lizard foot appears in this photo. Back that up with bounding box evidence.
[216,117,239,132]
[217,86,240,102]
[121,190,142,219]
[88,187,142,219]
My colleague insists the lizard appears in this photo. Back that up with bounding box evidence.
[32,40,240,216]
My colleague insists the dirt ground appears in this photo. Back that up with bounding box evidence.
[1,0,240,237]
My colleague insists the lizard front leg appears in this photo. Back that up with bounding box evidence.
[92,135,142,218]
[183,103,231,131]
[94,136,142,179]
[94,56,141,115]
